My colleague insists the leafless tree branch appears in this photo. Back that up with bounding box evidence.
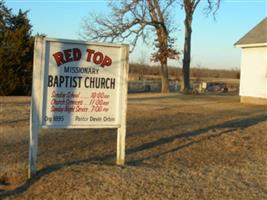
[81,0,179,93]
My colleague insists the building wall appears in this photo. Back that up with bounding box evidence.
[239,46,267,98]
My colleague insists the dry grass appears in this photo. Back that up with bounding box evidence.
[129,63,240,80]
[0,93,266,199]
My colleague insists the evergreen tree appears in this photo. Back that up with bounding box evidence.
[0,1,33,95]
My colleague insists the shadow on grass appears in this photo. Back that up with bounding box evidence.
[1,113,267,198]
[0,154,115,198]
[127,113,267,165]
[0,118,28,125]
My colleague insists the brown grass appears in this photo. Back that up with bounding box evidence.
[0,94,266,199]
[129,63,240,80]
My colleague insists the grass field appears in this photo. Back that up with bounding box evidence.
[0,93,266,199]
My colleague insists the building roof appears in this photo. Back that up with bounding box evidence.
[235,17,267,47]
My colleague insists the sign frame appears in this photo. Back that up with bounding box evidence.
[29,37,129,178]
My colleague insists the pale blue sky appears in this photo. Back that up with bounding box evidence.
[5,0,267,69]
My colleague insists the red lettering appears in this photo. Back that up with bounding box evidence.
[86,49,95,62]
[53,48,82,66]
[63,49,73,63]
[93,52,103,65]
[53,48,112,68]
[73,48,81,61]
[53,52,65,66]
[101,56,112,67]
[86,49,113,67]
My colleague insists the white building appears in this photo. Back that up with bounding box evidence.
[235,17,267,105]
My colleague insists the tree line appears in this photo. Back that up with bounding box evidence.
[0,0,220,95]
[82,0,221,93]
[0,1,33,95]
[129,63,239,80]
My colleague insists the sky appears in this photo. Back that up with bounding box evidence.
[4,0,267,70]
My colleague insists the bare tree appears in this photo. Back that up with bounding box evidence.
[81,0,179,93]
[181,0,220,92]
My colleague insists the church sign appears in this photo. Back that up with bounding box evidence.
[29,37,128,178]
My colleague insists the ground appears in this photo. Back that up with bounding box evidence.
[0,93,266,200]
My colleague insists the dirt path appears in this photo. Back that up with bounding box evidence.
[0,93,266,199]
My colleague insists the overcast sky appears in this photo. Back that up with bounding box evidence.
[5,0,267,69]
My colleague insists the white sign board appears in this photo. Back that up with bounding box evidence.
[29,37,128,178]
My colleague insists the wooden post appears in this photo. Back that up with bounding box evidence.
[117,126,126,165]
[116,45,129,165]
[28,37,44,178]
[29,110,39,178]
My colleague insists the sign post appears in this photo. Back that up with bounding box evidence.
[29,37,129,178]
